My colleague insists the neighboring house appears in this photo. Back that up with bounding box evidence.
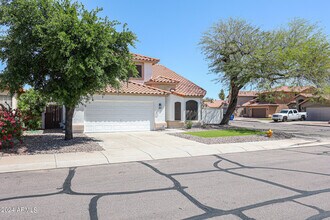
[290,94,330,121]
[204,100,227,109]
[0,90,17,109]
[233,91,258,117]
[202,100,227,124]
[241,86,315,118]
[48,53,206,133]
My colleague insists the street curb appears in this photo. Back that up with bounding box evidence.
[0,138,321,174]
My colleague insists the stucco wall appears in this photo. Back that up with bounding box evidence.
[130,62,153,83]
[165,94,202,122]
[237,96,255,106]
[73,94,166,127]
[0,91,15,108]
[202,108,223,124]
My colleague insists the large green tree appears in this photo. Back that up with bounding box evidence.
[0,0,137,139]
[200,18,330,125]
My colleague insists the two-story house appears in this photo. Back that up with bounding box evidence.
[233,91,258,117]
[70,53,206,132]
[242,86,315,118]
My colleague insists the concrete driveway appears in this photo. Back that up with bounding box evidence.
[87,131,315,163]
[87,131,216,162]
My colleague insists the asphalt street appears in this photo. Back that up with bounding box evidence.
[0,143,329,219]
[231,120,330,139]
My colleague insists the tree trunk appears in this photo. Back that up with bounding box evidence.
[65,106,75,140]
[220,84,240,125]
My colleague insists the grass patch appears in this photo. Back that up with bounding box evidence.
[259,118,272,121]
[185,128,264,138]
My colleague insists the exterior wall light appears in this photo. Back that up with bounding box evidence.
[159,103,162,110]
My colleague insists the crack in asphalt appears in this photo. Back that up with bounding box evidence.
[0,146,329,220]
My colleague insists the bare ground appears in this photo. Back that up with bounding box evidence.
[0,129,103,156]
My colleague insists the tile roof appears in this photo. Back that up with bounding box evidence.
[204,100,227,108]
[132,53,159,64]
[105,81,169,96]
[267,86,313,93]
[242,99,278,107]
[147,76,180,84]
[299,94,330,106]
[288,100,297,104]
[238,91,258,97]
[244,103,279,107]
[151,64,206,97]
[294,93,315,98]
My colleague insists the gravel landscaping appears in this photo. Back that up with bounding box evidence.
[169,126,293,145]
[1,129,104,156]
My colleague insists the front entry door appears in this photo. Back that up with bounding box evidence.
[175,102,181,120]
[45,105,63,129]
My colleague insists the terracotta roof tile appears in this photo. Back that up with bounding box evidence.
[238,91,258,97]
[267,86,313,93]
[204,100,227,108]
[294,93,315,98]
[152,64,206,97]
[245,103,279,107]
[132,53,159,64]
[105,81,169,96]
[148,76,180,84]
[242,98,279,107]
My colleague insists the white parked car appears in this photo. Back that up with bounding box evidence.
[272,109,307,122]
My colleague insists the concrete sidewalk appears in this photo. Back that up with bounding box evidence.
[0,131,327,173]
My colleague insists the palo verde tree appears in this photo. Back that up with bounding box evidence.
[0,0,137,139]
[200,18,330,125]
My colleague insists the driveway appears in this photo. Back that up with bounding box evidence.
[87,131,314,163]
[0,131,317,174]
[0,143,329,219]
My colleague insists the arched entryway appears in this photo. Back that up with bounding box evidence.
[174,102,181,120]
[186,100,198,120]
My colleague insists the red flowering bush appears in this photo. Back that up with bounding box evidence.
[0,104,24,151]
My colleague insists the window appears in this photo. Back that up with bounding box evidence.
[186,100,198,120]
[130,64,143,78]
[136,65,143,78]
[293,110,298,114]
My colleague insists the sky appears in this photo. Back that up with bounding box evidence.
[3,0,330,99]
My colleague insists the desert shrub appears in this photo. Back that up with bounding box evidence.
[0,104,23,150]
[185,120,193,129]
[17,89,47,130]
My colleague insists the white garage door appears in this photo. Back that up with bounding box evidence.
[84,101,154,132]
[306,107,330,121]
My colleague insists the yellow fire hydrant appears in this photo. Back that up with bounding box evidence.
[266,129,273,138]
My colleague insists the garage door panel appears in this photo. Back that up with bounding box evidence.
[252,108,267,118]
[306,107,330,121]
[84,101,154,132]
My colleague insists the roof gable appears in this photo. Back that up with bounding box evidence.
[151,64,206,97]
[105,81,169,96]
[238,91,258,97]
[132,53,159,64]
